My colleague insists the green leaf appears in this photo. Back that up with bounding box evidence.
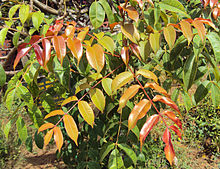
[0,28,8,47]
[0,64,6,88]
[118,144,137,166]
[102,78,113,96]
[159,0,190,18]
[139,40,151,62]
[108,149,125,169]
[4,120,11,140]
[13,32,20,47]
[89,1,105,29]
[34,131,44,149]
[87,161,101,169]
[211,83,220,108]
[32,11,44,31]
[149,32,160,53]
[100,142,115,162]
[206,32,220,62]
[98,36,115,54]
[6,88,16,111]
[181,91,192,112]
[16,116,28,142]
[25,136,33,152]
[19,4,29,24]
[89,88,105,113]
[99,0,115,24]
[17,85,34,108]
[194,81,211,104]
[9,5,20,19]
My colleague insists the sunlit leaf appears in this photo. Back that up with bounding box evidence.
[86,44,105,72]
[212,7,219,20]
[164,25,176,50]
[111,71,133,92]
[44,129,53,147]
[53,126,63,152]
[99,0,115,24]
[149,32,160,53]
[121,23,140,44]
[65,25,75,38]
[77,27,89,42]
[44,110,65,119]
[19,4,29,24]
[128,99,151,130]
[163,128,175,165]
[101,78,113,96]
[9,5,20,19]
[33,44,44,67]
[136,69,158,83]
[192,20,206,42]
[63,114,78,145]
[169,125,182,139]
[144,82,169,97]
[180,20,193,45]
[129,43,141,60]
[61,96,78,106]
[67,38,83,64]
[32,11,44,31]
[38,123,54,133]
[42,38,51,68]
[78,101,95,127]
[90,88,105,113]
[87,73,103,82]
[124,6,139,22]
[210,0,218,8]
[14,46,32,69]
[0,28,8,47]
[52,36,66,66]
[121,47,130,66]
[162,110,182,129]
[98,36,115,54]
[132,0,144,8]
[118,85,140,112]
[140,114,159,149]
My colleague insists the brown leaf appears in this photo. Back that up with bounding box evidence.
[121,23,140,44]
[163,128,175,165]
[124,6,139,22]
[162,110,182,129]
[121,47,130,66]
[136,69,158,83]
[129,43,141,61]
[53,126,63,152]
[38,123,54,133]
[65,25,75,38]
[194,18,217,31]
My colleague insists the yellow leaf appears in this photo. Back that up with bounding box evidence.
[144,82,170,97]
[87,73,103,83]
[121,23,140,44]
[163,25,176,50]
[53,126,63,152]
[89,88,105,113]
[65,25,75,38]
[77,27,89,42]
[180,20,193,45]
[118,85,140,112]
[78,101,95,128]
[63,114,78,145]
[98,36,115,54]
[101,78,113,96]
[136,69,158,83]
[44,129,53,147]
[111,71,133,92]
[149,32,160,53]
[124,6,139,22]
[61,96,78,106]
[38,123,54,133]
[67,38,83,64]
[44,110,65,119]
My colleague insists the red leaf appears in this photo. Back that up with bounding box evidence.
[129,43,141,61]
[169,125,182,139]
[164,143,175,165]
[195,18,217,30]
[153,95,180,115]
[52,36,66,66]
[162,110,182,129]
[42,38,51,68]
[121,47,129,66]
[140,114,159,149]
[33,44,44,67]
[162,128,171,144]
[29,35,41,45]
[14,46,32,69]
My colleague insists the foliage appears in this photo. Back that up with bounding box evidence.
[0,0,219,168]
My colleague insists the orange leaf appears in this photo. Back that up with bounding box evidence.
[52,36,66,66]
[210,0,218,8]
[153,95,180,115]
[67,38,83,64]
[44,128,53,147]
[118,85,140,112]
[136,69,158,83]
[162,110,182,129]
[180,20,193,45]
[146,0,154,6]
[42,39,51,68]
[86,44,105,73]
[204,0,210,9]
[65,25,75,38]
[163,25,176,50]
[129,43,141,61]
[77,27,89,42]
[194,18,217,31]
[128,99,151,131]
[44,110,65,119]
[53,126,63,152]
[192,20,206,42]
[63,114,78,145]
[61,96,78,106]
[124,6,139,22]
[132,0,144,8]
[169,125,182,139]
[121,47,129,66]
[140,114,159,149]
[212,7,219,20]
[163,128,175,165]
[38,123,54,133]
[14,46,32,69]
[144,82,170,97]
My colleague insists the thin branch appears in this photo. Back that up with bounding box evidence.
[33,0,58,15]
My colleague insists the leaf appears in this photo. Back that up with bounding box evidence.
[13,32,20,47]
[78,101,95,127]
[129,43,141,60]
[136,69,158,83]
[149,32,160,53]
[44,110,65,119]
[32,11,44,31]
[101,78,113,96]
[118,143,137,166]
[128,99,151,130]
[98,36,115,54]
[182,91,192,112]
[163,25,176,50]
[99,0,115,24]
[111,71,133,92]
[33,44,44,67]
[159,0,190,18]
[52,36,66,66]
[53,126,63,152]
[180,20,193,45]
[34,131,44,149]
[16,116,28,142]
[89,88,105,113]
[118,85,140,112]
[192,20,206,42]
[144,83,169,97]
[140,114,159,149]
[0,64,6,88]
[19,4,29,24]
[67,38,83,64]
[61,96,78,106]
[6,88,16,111]
[194,81,210,104]
[211,83,220,108]
[44,129,53,147]
[206,32,220,62]
[0,28,8,47]
[212,7,219,20]
[42,38,51,68]
[121,47,130,66]
[210,0,218,8]
[86,44,105,73]
[63,114,78,145]
[124,6,139,22]
[162,110,182,129]
[169,125,182,139]
[65,25,75,38]
[4,120,11,140]
[9,5,20,19]
[108,149,125,169]
[100,142,115,162]
[14,46,32,69]
[38,123,54,133]
[121,23,140,44]
[89,1,105,29]
[163,128,175,165]
[25,136,33,152]
[77,27,89,42]
[153,95,180,115]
